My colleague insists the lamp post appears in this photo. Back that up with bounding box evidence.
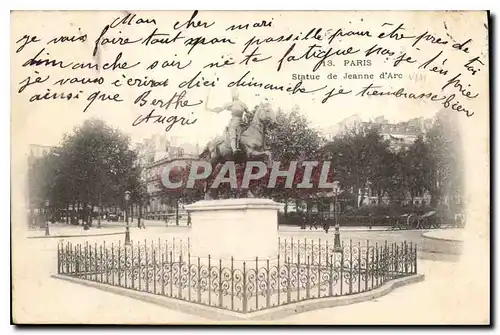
[45,199,50,236]
[124,190,131,245]
[333,189,342,253]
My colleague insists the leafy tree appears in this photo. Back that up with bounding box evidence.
[263,106,325,213]
[323,127,391,207]
[401,135,433,203]
[35,118,142,226]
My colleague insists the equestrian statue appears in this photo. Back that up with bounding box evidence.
[200,89,277,199]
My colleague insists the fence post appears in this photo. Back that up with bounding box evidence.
[102,242,107,283]
[283,238,287,265]
[394,243,399,278]
[349,239,353,294]
[255,256,259,311]
[153,247,157,295]
[365,240,369,292]
[57,243,60,274]
[131,242,135,290]
[400,241,404,275]
[277,254,281,306]
[329,255,333,297]
[231,257,234,311]
[66,243,71,275]
[163,241,167,296]
[306,255,310,299]
[152,240,156,292]
[197,257,201,303]
[266,259,270,309]
[318,238,321,267]
[161,253,166,296]
[138,241,142,291]
[414,244,418,274]
[218,258,223,308]
[188,253,191,301]
[357,241,361,293]
[409,241,413,274]
[169,251,173,297]
[326,239,329,270]
[339,242,344,294]
[318,243,322,298]
[384,243,388,283]
[145,241,149,293]
[85,242,89,279]
[242,261,247,313]
[296,251,300,301]
[304,237,307,264]
[99,244,103,283]
[75,244,79,277]
[370,244,374,289]
[208,254,212,306]
[404,241,408,274]
[94,243,98,282]
[124,242,128,289]
[178,255,183,299]
[117,241,121,287]
[110,243,114,284]
[64,242,68,275]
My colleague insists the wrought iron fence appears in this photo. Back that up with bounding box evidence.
[57,238,417,314]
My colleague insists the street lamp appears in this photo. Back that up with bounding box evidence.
[333,188,342,253]
[124,190,131,245]
[45,199,50,236]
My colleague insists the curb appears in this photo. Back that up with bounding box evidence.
[27,232,124,239]
[52,273,425,321]
[421,236,463,258]
[278,228,390,233]
[421,231,464,243]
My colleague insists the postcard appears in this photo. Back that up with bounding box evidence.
[11,10,490,324]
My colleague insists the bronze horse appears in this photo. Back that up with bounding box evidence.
[199,102,277,199]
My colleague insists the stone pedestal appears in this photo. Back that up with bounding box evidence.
[185,198,281,261]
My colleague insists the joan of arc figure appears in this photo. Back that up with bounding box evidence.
[205,89,249,153]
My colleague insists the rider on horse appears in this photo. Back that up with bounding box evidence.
[205,88,248,153]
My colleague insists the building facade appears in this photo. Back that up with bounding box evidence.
[28,144,59,162]
[360,116,431,153]
[321,114,362,141]
[135,134,200,221]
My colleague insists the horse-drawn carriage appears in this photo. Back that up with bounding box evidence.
[390,210,441,230]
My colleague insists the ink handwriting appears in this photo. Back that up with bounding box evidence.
[13,12,486,122]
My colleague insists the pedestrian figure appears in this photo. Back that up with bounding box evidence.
[309,216,318,230]
[300,211,306,230]
[137,216,146,229]
[323,219,329,234]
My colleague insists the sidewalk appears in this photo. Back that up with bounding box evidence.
[26,223,125,239]
[278,225,391,232]
[99,219,190,228]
